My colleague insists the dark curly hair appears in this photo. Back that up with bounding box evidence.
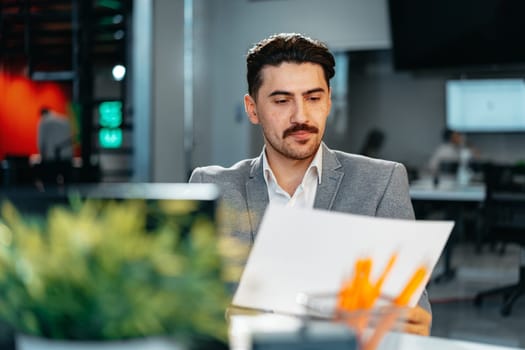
[246,33,335,98]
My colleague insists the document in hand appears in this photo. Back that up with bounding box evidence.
[232,204,454,316]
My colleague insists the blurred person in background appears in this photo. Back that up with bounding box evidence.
[37,107,73,161]
[427,128,464,176]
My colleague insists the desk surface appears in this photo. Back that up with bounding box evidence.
[229,314,523,350]
[410,178,485,202]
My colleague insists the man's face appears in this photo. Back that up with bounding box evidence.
[244,62,331,162]
[451,132,464,146]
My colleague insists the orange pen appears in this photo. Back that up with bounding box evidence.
[373,253,397,295]
[356,258,373,309]
[394,265,428,306]
[338,258,369,311]
[338,259,363,311]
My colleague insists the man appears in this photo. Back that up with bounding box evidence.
[426,129,462,175]
[190,33,431,335]
[37,107,73,161]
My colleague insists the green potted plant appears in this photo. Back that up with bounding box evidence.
[0,197,248,350]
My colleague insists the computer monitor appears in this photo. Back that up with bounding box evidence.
[0,183,220,234]
[446,79,525,133]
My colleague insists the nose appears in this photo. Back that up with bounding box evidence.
[290,99,308,124]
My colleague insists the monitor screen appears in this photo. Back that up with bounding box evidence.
[446,79,525,132]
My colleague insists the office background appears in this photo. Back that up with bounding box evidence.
[137,0,525,183]
[1,0,524,182]
[1,0,525,347]
[133,4,525,344]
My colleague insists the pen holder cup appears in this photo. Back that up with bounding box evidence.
[298,293,408,350]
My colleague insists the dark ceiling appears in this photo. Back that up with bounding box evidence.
[0,0,131,78]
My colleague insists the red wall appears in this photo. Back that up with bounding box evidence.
[0,72,71,160]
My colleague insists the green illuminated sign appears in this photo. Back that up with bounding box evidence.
[99,101,122,128]
[99,128,123,148]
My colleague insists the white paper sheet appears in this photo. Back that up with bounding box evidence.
[232,204,454,315]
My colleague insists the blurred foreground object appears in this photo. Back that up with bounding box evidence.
[0,193,247,347]
[251,321,357,350]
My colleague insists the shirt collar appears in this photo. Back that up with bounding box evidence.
[262,145,323,187]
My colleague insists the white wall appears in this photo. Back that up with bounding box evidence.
[152,0,186,181]
[191,0,213,170]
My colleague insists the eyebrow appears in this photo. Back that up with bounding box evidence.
[267,87,326,98]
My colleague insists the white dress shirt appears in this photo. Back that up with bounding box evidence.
[262,146,323,209]
[427,143,468,175]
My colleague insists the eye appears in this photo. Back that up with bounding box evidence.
[307,95,321,102]
[274,98,289,105]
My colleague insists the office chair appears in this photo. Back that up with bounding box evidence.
[438,160,459,175]
[473,163,525,316]
[1,155,35,186]
[33,160,73,185]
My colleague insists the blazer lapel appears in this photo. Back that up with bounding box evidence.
[314,143,344,210]
[245,155,269,241]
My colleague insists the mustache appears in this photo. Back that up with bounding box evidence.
[283,124,319,138]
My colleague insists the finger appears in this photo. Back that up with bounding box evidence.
[404,306,432,326]
[391,318,429,335]
[399,306,431,336]
[403,322,430,336]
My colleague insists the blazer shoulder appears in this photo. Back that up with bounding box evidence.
[328,150,413,219]
[189,158,257,183]
[332,150,404,174]
[330,150,410,198]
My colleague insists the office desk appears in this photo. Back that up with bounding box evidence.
[229,314,522,350]
[409,179,485,282]
[409,178,485,202]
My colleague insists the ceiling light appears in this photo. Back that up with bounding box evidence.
[112,64,126,81]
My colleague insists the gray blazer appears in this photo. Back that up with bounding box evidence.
[189,143,431,314]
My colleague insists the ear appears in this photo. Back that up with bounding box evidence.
[244,94,260,125]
